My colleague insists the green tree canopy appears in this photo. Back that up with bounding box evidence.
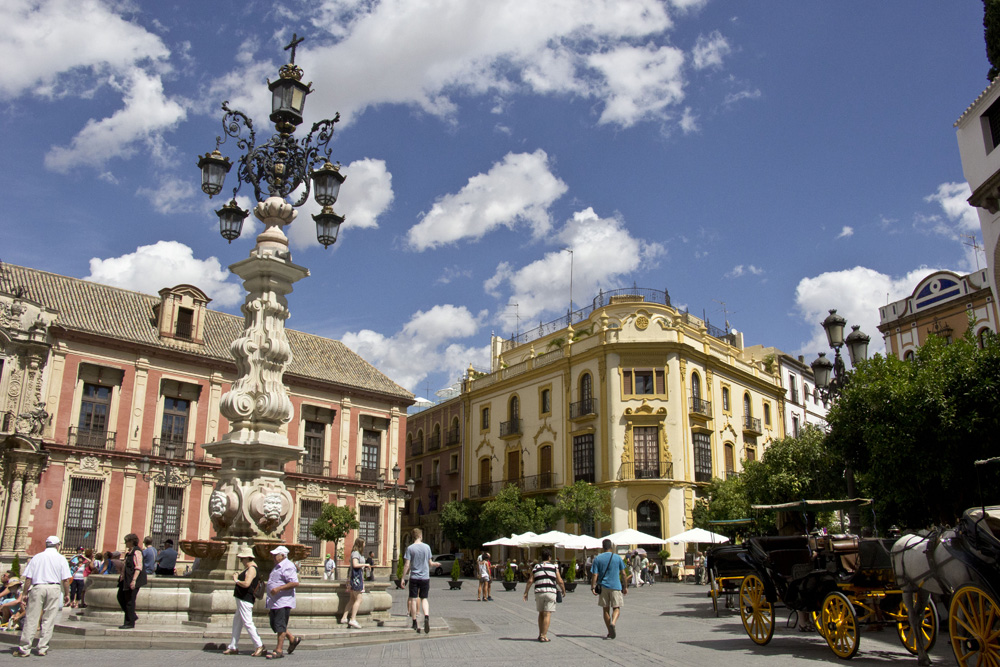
[691,475,750,529]
[742,425,845,507]
[986,0,1000,80]
[555,480,610,530]
[440,499,493,549]
[310,503,359,557]
[827,330,1000,528]
[481,483,556,537]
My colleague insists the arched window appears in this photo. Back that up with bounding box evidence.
[691,372,701,400]
[406,432,413,454]
[635,500,662,547]
[722,387,730,411]
[431,423,441,449]
[509,395,519,421]
[416,429,424,450]
[763,403,771,426]
[724,442,735,476]
[904,350,915,361]
[978,327,992,349]
[743,393,752,416]
[580,373,592,401]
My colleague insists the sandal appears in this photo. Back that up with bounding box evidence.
[265,651,284,660]
[538,636,550,642]
[287,637,301,654]
[250,647,266,657]
[222,648,239,655]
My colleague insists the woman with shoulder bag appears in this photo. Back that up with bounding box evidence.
[522,549,566,642]
[340,538,370,629]
[223,547,265,656]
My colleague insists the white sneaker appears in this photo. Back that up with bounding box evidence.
[347,620,361,629]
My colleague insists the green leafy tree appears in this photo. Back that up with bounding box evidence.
[827,331,1000,528]
[986,0,1000,80]
[440,499,493,549]
[691,475,750,529]
[555,480,610,532]
[310,503,359,561]
[481,484,556,537]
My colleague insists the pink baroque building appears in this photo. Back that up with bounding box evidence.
[0,264,412,570]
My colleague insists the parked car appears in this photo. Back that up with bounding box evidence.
[431,553,460,576]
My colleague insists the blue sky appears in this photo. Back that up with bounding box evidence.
[0,1,990,398]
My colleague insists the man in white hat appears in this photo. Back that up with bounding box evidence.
[14,535,71,657]
[264,546,300,659]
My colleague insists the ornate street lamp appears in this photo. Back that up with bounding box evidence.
[140,442,197,487]
[378,463,414,586]
[810,309,871,533]
[197,33,347,247]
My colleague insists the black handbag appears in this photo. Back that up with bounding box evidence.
[556,589,563,603]
[593,555,611,595]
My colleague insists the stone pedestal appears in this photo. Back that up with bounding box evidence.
[80,575,392,627]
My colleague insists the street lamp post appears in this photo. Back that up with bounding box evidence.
[195,34,350,562]
[139,442,197,487]
[810,309,871,533]
[378,463,415,586]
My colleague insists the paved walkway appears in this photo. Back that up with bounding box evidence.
[11,579,958,664]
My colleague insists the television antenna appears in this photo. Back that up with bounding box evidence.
[962,233,984,271]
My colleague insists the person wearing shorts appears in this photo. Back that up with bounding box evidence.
[402,528,439,634]
[522,549,565,642]
[590,538,628,639]
[264,545,301,659]
[477,552,493,601]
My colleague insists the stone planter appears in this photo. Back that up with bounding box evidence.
[564,582,578,592]
[448,580,463,590]
[502,581,517,591]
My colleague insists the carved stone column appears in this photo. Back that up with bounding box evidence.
[201,197,308,571]
[14,475,36,552]
[2,472,23,551]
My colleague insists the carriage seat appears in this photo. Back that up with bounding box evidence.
[826,534,860,571]
[750,536,812,578]
[962,507,1000,550]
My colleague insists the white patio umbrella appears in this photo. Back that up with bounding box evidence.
[509,531,538,546]
[666,527,729,544]
[518,530,577,547]
[604,528,669,546]
[483,536,519,546]
[554,534,604,550]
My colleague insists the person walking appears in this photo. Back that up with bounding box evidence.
[323,553,336,581]
[223,547,265,656]
[14,535,72,657]
[117,533,147,629]
[401,527,439,634]
[477,551,493,602]
[141,537,156,575]
[640,554,650,587]
[340,538,370,628]
[590,538,628,640]
[522,549,566,642]
[264,545,301,659]
[365,551,375,581]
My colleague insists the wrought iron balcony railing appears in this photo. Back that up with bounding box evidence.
[355,464,387,483]
[617,461,673,481]
[743,416,762,433]
[467,473,559,499]
[427,433,441,450]
[445,426,460,446]
[298,459,329,476]
[569,398,596,419]
[689,397,712,417]
[68,426,116,450]
[410,440,424,456]
[499,418,522,438]
[152,437,194,459]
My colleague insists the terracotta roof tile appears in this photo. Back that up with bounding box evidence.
[6,264,413,402]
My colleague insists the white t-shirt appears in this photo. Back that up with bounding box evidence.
[24,547,72,585]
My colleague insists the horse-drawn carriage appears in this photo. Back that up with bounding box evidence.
[737,499,937,660]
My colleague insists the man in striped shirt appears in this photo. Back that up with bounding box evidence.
[522,549,566,642]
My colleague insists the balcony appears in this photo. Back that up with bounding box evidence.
[355,464,388,483]
[298,459,329,476]
[152,437,193,459]
[499,418,522,439]
[743,416,762,435]
[569,398,597,420]
[410,440,424,456]
[617,461,673,481]
[445,426,460,447]
[467,473,558,499]
[689,397,712,419]
[68,426,116,450]
[427,432,441,451]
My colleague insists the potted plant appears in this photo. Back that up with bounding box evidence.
[502,561,517,591]
[448,558,463,589]
[564,557,577,592]
[394,555,405,589]
[658,549,671,582]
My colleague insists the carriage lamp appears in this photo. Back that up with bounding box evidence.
[196,33,347,248]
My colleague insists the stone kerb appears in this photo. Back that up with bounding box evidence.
[81,575,392,627]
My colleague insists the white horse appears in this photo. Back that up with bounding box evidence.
[891,508,1000,666]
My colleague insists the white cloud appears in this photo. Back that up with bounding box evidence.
[924,182,981,234]
[44,69,186,172]
[214,0,722,132]
[726,264,764,278]
[724,89,761,105]
[485,207,665,320]
[341,305,490,391]
[691,31,730,70]
[85,241,242,307]
[679,107,699,133]
[837,226,854,239]
[136,176,199,215]
[407,150,568,251]
[793,266,936,360]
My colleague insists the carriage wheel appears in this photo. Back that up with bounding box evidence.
[811,610,827,638]
[739,574,774,646]
[821,591,860,660]
[896,597,938,655]
[949,585,1000,666]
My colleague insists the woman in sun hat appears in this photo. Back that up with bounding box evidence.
[223,546,264,656]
